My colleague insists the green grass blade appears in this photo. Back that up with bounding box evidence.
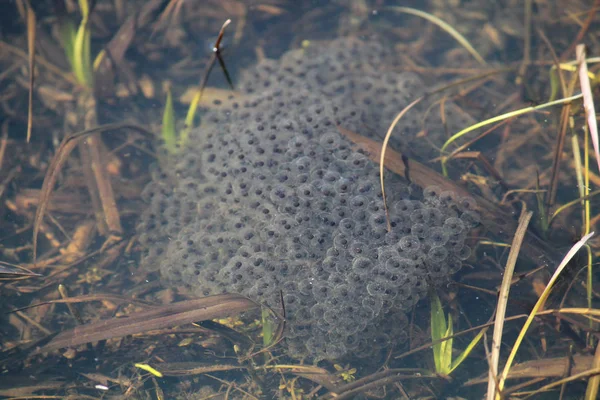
[78,0,90,19]
[59,18,77,73]
[161,87,177,153]
[73,20,92,87]
[180,89,202,149]
[71,0,93,88]
[449,327,487,374]
[82,22,92,86]
[430,292,447,374]
[441,313,453,374]
[549,189,600,227]
[261,307,275,347]
[440,93,583,176]
[387,6,486,65]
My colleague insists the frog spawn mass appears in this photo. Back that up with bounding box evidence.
[137,38,480,361]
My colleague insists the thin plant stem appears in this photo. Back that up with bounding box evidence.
[486,211,532,400]
[497,232,595,396]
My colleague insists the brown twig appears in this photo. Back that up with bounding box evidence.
[546,104,571,208]
[192,18,232,110]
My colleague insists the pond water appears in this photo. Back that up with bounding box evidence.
[0,0,598,398]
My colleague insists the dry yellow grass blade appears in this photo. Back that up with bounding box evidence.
[26,3,36,143]
[486,211,532,400]
[497,231,595,397]
[379,97,423,231]
[585,342,600,399]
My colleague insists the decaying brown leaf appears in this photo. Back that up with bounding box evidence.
[36,294,259,353]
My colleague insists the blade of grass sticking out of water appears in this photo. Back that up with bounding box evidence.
[440,94,583,176]
[577,45,600,175]
[386,7,486,65]
[26,2,36,143]
[380,97,423,231]
[162,86,177,153]
[486,211,532,400]
[497,231,595,397]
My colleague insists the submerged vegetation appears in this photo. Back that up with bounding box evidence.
[1,0,600,398]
